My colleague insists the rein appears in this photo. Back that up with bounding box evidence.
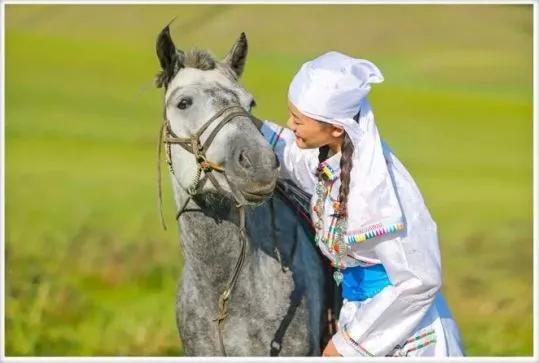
[157,104,257,356]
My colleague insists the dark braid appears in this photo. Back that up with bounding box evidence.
[318,145,330,164]
[315,145,330,179]
[337,111,360,216]
[337,134,354,216]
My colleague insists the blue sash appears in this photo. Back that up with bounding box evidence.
[342,264,392,301]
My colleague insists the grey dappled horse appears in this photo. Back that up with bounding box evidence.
[155,25,337,356]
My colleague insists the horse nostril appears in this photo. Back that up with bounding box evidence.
[239,150,253,169]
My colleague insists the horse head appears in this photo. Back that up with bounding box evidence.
[156,25,279,205]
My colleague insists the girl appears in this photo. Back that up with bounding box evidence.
[260,51,464,357]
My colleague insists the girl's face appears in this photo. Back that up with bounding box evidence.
[287,101,344,150]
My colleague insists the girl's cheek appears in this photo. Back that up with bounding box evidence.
[286,117,294,130]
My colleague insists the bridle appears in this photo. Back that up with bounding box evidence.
[159,104,255,213]
[157,103,259,356]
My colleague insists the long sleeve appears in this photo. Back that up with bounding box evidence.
[260,120,318,195]
[332,235,442,356]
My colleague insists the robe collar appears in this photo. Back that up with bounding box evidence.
[317,151,341,182]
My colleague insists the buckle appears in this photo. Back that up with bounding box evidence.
[200,160,212,171]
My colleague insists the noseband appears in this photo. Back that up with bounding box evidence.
[157,103,259,356]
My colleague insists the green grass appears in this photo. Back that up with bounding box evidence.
[4,4,533,356]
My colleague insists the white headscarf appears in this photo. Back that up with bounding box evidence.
[288,51,404,243]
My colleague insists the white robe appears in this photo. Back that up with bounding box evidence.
[261,120,465,357]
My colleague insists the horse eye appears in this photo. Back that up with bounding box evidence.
[177,97,193,110]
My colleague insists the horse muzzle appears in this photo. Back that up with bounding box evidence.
[240,180,277,203]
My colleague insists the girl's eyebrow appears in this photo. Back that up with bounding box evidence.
[288,107,301,119]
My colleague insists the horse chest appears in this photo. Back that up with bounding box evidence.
[177,254,314,356]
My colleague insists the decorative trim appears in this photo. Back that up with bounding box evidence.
[404,328,436,345]
[346,222,404,244]
[394,328,437,356]
[350,222,385,234]
[340,327,374,357]
[325,216,338,245]
[318,163,338,181]
[269,127,284,150]
[402,336,437,356]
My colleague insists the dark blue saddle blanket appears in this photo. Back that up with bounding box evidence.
[275,179,314,235]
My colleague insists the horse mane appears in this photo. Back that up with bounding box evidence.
[184,48,216,70]
[155,48,218,88]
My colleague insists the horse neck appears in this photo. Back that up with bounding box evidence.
[171,179,299,287]
[172,183,254,283]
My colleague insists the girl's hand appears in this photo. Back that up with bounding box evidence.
[322,339,342,357]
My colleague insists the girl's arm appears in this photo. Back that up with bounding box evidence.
[260,120,319,194]
[332,236,442,356]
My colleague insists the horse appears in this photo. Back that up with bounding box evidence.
[154,24,338,356]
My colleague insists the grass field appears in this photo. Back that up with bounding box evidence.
[4,4,533,356]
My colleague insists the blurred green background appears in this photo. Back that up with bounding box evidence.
[4,4,533,356]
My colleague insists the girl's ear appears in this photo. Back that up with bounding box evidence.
[331,126,345,139]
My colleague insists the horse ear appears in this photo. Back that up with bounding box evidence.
[224,32,248,79]
[155,24,183,88]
